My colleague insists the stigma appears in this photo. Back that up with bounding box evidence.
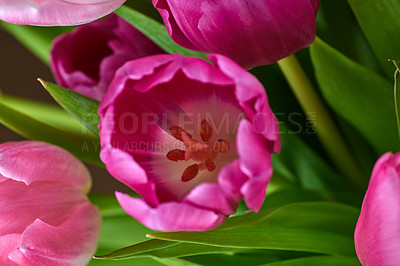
[166,119,230,182]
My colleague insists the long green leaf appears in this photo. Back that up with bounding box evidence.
[0,94,88,135]
[310,37,399,154]
[148,202,358,256]
[347,0,400,78]
[261,256,360,266]
[115,6,206,59]
[40,80,100,136]
[148,227,354,256]
[0,21,72,65]
[0,101,101,165]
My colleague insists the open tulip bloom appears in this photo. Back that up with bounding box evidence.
[99,54,281,231]
[2,1,400,265]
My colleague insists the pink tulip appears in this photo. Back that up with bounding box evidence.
[355,152,400,266]
[98,54,281,231]
[153,0,320,69]
[0,141,101,265]
[51,14,164,100]
[0,0,125,26]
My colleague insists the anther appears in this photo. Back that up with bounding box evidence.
[204,158,216,172]
[181,164,199,182]
[166,149,186,162]
[170,126,191,142]
[199,119,213,142]
[213,139,230,153]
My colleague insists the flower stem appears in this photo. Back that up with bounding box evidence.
[277,54,365,189]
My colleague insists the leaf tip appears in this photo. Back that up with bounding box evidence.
[37,78,46,88]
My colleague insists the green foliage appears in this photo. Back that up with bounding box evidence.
[347,0,400,78]
[0,96,101,165]
[311,38,399,154]
[41,80,100,136]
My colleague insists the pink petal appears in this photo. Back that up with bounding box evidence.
[308,0,320,15]
[0,234,20,266]
[8,203,101,266]
[209,54,281,153]
[218,160,248,203]
[0,141,91,190]
[0,0,126,26]
[50,14,164,100]
[116,192,227,231]
[237,120,273,211]
[184,183,237,215]
[0,180,89,236]
[154,0,317,68]
[355,153,400,266]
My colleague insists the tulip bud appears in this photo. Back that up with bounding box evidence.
[355,152,400,266]
[0,141,101,265]
[153,0,320,69]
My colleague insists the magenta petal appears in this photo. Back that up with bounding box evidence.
[355,153,400,266]
[218,160,248,203]
[237,120,273,211]
[184,183,237,215]
[0,234,20,266]
[154,0,317,68]
[0,141,91,189]
[209,54,281,153]
[116,192,227,231]
[0,0,126,26]
[8,203,101,266]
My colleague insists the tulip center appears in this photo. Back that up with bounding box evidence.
[166,119,230,182]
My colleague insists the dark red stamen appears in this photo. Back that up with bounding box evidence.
[199,119,213,142]
[170,126,191,141]
[204,158,216,172]
[182,164,199,182]
[166,149,186,162]
[213,139,230,153]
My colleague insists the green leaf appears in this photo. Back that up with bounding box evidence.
[0,94,88,136]
[316,0,381,74]
[347,0,400,78]
[95,239,178,260]
[40,80,100,136]
[272,125,343,192]
[310,37,399,154]
[148,202,358,256]
[0,22,72,65]
[149,228,353,256]
[261,256,360,266]
[115,6,206,59]
[0,101,102,166]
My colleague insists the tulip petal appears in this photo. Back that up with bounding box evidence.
[184,183,237,215]
[0,234,20,266]
[218,160,248,203]
[116,192,227,231]
[209,54,281,153]
[237,120,273,211]
[0,141,90,189]
[0,0,126,26]
[0,180,89,236]
[355,154,400,266]
[8,203,101,266]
